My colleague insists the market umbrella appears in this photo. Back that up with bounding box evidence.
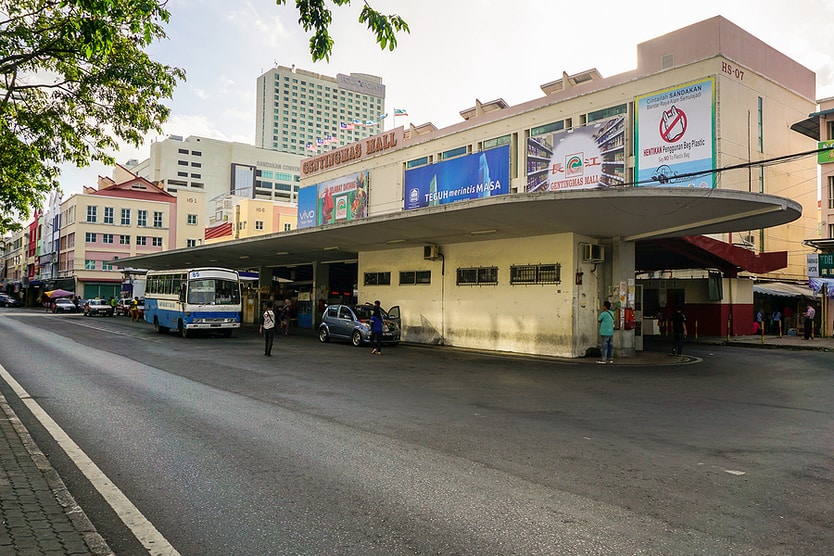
[44,289,74,298]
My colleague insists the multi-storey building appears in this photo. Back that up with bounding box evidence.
[256,65,386,156]
[204,195,297,244]
[125,135,303,210]
[52,171,206,299]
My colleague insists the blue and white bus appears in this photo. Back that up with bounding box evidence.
[144,267,241,337]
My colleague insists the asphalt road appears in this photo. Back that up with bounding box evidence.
[0,310,832,555]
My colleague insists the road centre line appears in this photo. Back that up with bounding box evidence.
[0,362,180,556]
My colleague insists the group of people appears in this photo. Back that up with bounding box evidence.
[598,302,687,363]
[755,304,816,338]
[258,299,292,356]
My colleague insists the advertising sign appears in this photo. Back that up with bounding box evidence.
[404,145,510,210]
[297,171,369,229]
[818,253,834,278]
[819,140,834,164]
[296,186,317,229]
[635,77,715,187]
[527,116,626,192]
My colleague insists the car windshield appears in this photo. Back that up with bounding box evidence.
[353,305,388,320]
[56,299,73,305]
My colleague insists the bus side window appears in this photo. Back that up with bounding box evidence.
[179,284,187,303]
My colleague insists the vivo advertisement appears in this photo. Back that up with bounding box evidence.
[296,171,369,229]
[404,145,510,210]
[635,77,716,187]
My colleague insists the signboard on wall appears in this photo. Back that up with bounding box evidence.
[526,116,626,192]
[635,77,716,188]
[819,140,834,164]
[404,145,510,210]
[295,171,369,229]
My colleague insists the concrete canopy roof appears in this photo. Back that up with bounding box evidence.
[118,188,801,271]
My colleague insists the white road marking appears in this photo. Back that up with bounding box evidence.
[0,362,180,556]
[724,469,746,476]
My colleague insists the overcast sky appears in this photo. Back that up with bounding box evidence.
[58,0,834,196]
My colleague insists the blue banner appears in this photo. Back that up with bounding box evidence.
[296,185,317,229]
[404,145,510,210]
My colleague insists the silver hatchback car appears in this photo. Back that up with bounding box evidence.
[318,304,401,347]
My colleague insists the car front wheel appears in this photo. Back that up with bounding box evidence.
[351,330,363,347]
[318,327,330,343]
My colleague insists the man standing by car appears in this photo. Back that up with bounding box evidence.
[370,300,384,355]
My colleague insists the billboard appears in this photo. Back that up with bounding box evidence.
[404,145,510,210]
[635,77,715,187]
[819,140,834,164]
[527,116,625,192]
[296,171,369,229]
[230,163,255,198]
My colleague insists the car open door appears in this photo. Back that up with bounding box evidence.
[386,306,400,325]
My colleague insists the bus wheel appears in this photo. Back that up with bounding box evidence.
[179,321,188,338]
[154,319,168,334]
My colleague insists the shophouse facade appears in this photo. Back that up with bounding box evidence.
[52,172,206,300]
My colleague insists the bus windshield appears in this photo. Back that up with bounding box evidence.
[187,278,241,306]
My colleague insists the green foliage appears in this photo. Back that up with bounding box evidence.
[0,0,184,233]
[277,0,410,62]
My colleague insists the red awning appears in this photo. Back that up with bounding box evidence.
[636,235,787,277]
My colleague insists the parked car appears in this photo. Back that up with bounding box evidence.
[318,303,401,347]
[115,298,133,316]
[83,298,114,317]
[0,293,22,307]
[53,298,78,313]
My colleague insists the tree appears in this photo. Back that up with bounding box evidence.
[278,0,410,62]
[0,0,185,233]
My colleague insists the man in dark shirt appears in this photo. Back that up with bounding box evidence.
[670,307,687,356]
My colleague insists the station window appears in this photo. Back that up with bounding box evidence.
[587,104,627,123]
[510,263,561,285]
[456,267,498,286]
[364,272,391,286]
[481,135,511,150]
[399,271,431,285]
[440,146,468,160]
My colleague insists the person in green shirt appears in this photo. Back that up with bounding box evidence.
[597,300,615,364]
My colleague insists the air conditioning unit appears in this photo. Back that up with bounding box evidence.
[582,243,604,263]
[423,244,440,261]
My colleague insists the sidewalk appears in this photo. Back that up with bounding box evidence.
[0,324,829,555]
[0,393,112,555]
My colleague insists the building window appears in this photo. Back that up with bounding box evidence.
[119,235,130,245]
[103,206,114,224]
[407,156,429,169]
[120,208,130,226]
[137,210,148,227]
[757,96,763,152]
[191,150,202,156]
[102,233,114,244]
[178,160,188,166]
[440,146,468,160]
[587,104,627,123]
[829,223,834,239]
[85,259,96,270]
[86,205,97,223]
[152,237,162,247]
[186,239,197,248]
[187,214,198,225]
[136,236,147,246]
[531,121,564,137]
[399,270,432,285]
[828,176,834,210]
[153,212,163,228]
[85,232,96,243]
[510,263,561,285]
[178,148,188,154]
[482,135,511,150]
[364,272,391,286]
[102,261,113,271]
[255,220,264,231]
[827,120,834,141]
[283,223,292,232]
[456,267,498,286]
